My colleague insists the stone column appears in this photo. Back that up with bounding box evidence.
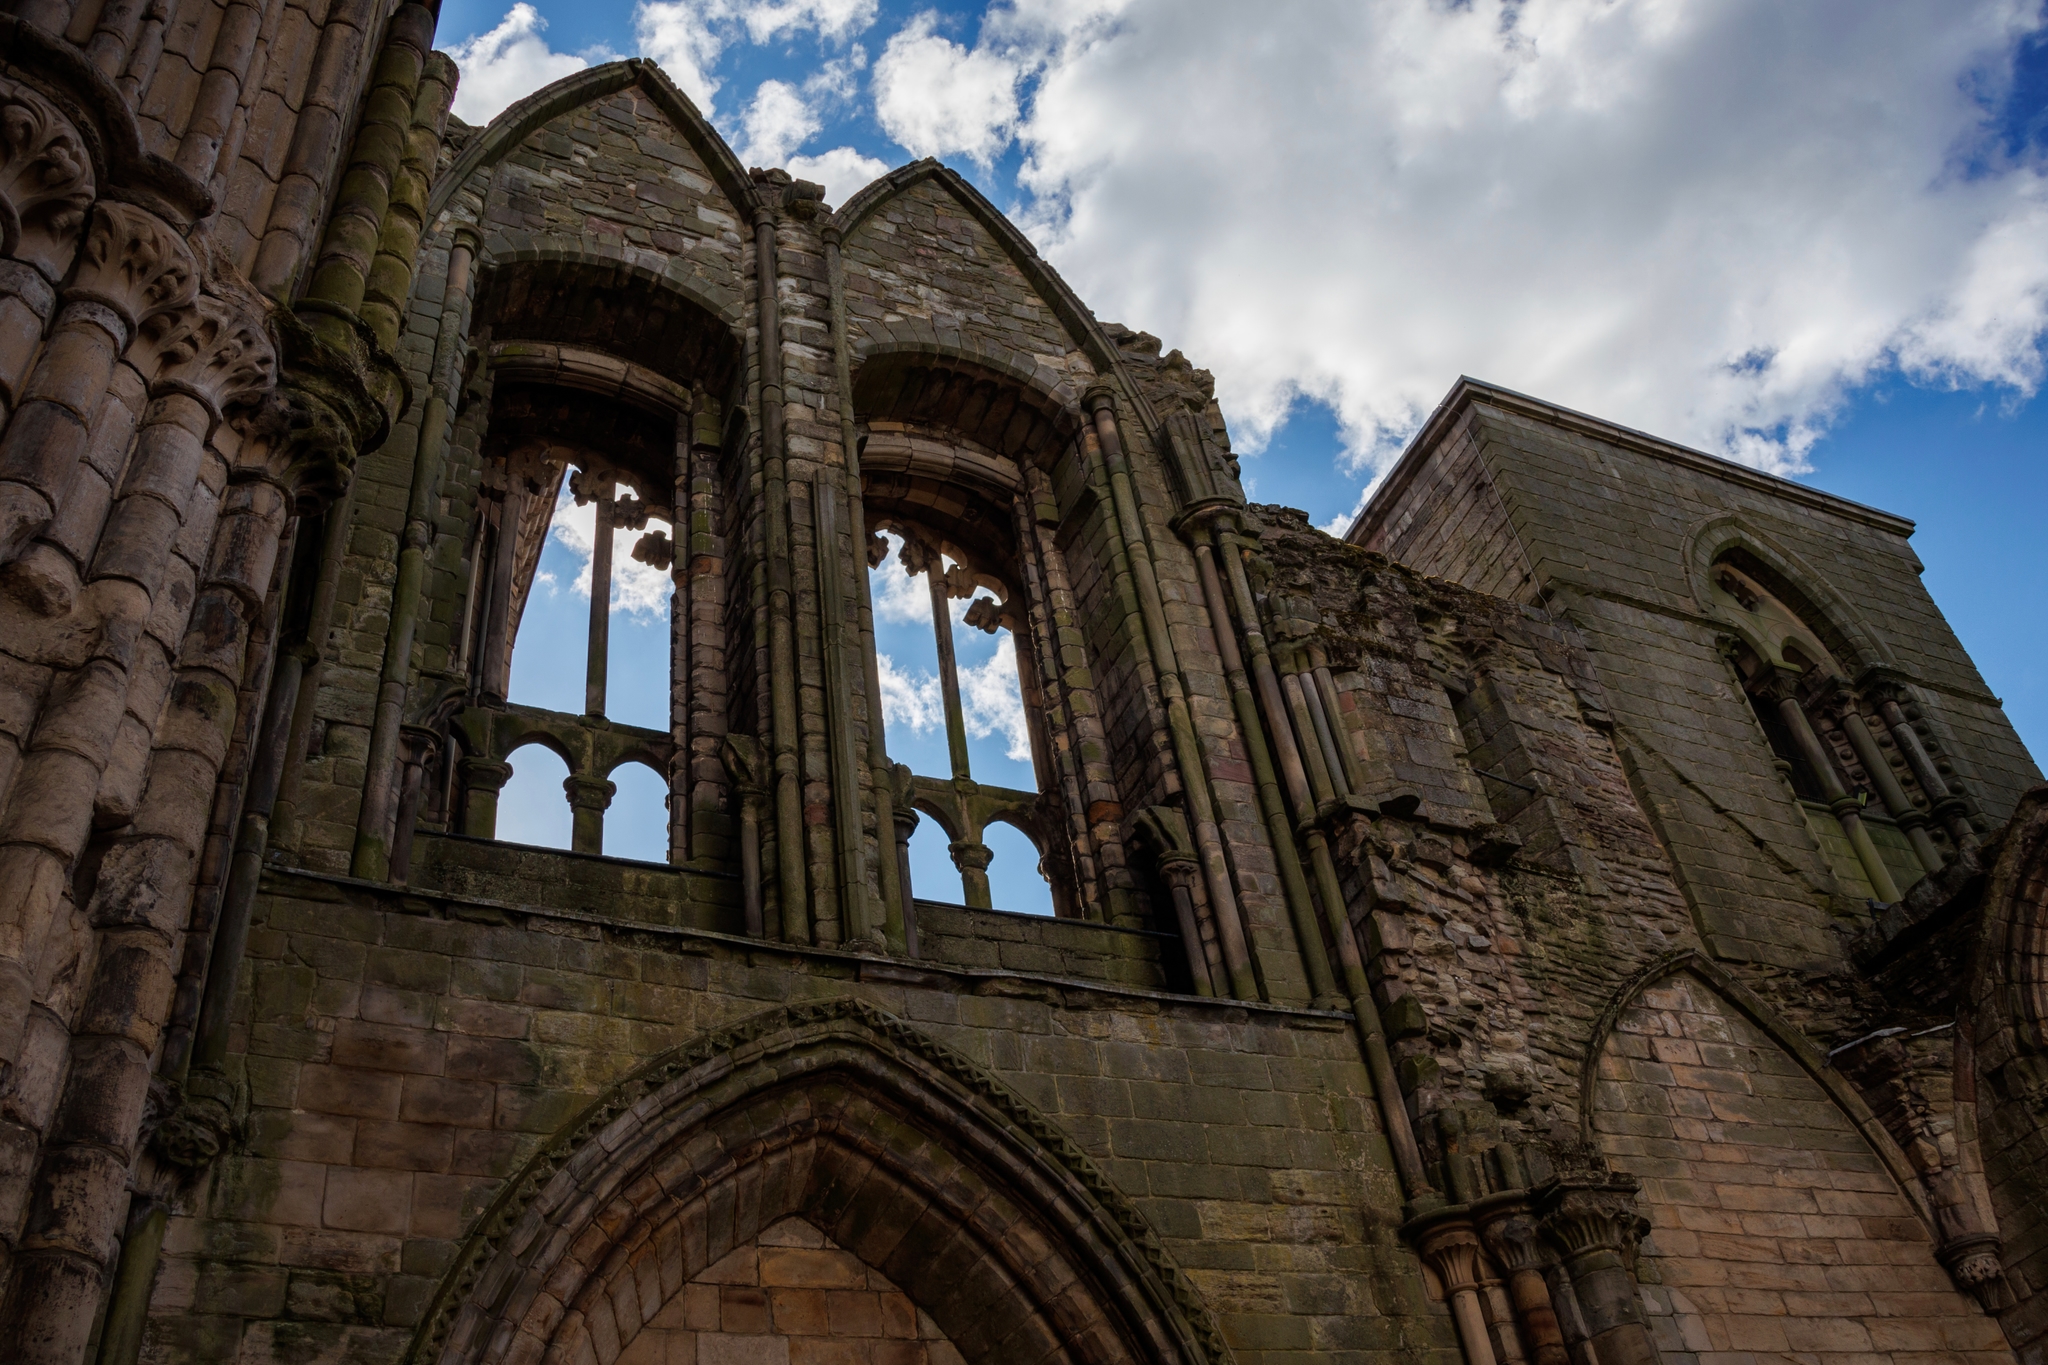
[1833,698,1944,874]
[1538,1179,1660,1365]
[1768,674,1902,901]
[0,201,197,565]
[1478,1207,1571,1365]
[566,773,615,855]
[1190,531,1335,1004]
[479,480,524,705]
[583,475,614,717]
[0,78,95,420]
[1420,1225,1500,1365]
[1085,388,1258,999]
[722,734,769,938]
[1877,693,1977,849]
[911,537,973,781]
[461,756,513,838]
[352,225,481,881]
[892,764,921,957]
[951,837,994,910]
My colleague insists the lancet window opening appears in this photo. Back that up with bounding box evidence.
[1712,556,1967,901]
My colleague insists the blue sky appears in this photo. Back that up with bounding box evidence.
[479,1,2048,913]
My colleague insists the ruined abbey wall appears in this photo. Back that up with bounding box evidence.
[0,6,2046,1365]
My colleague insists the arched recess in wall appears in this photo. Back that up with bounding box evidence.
[851,330,1105,919]
[1678,516,1896,677]
[410,1000,1227,1365]
[1580,955,2009,1360]
[1965,787,2048,1322]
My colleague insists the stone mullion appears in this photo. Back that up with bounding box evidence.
[1833,696,1945,874]
[0,475,289,1363]
[585,481,615,717]
[1877,691,1977,849]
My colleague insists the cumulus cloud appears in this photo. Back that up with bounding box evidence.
[888,0,2048,511]
[541,480,674,620]
[867,536,1030,761]
[873,11,1022,165]
[635,0,879,115]
[446,4,593,123]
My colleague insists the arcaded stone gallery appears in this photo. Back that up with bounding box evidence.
[0,2,2044,1364]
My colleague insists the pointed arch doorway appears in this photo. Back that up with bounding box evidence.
[415,1003,1225,1365]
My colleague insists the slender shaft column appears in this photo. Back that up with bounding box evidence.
[1837,707,1944,873]
[1157,848,1220,997]
[352,228,480,880]
[823,225,900,945]
[1421,1228,1501,1365]
[813,483,873,943]
[1086,389,1258,1000]
[1777,691,1902,901]
[926,556,973,780]
[479,482,523,705]
[1193,535,1337,1005]
[1284,663,1342,802]
[1310,649,1368,793]
[268,496,355,853]
[1878,696,1977,849]
[1218,531,1435,1206]
[585,484,613,717]
[751,203,808,942]
[1479,1210,1571,1365]
[893,794,921,957]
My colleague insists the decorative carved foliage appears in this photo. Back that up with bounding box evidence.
[151,295,276,413]
[69,200,197,332]
[0,78,94,278]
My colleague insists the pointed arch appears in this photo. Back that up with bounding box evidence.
[1578,949,1931,1227]
[411,999,1228,1365]
[428,59,753,220]
[1679,514,1897,674]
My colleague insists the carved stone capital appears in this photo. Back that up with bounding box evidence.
[1937,1234,2018,1313]
[1536,1176,1647,1265]
[236,304,403,509]
[67,198,196,334]
[1477,1205,1551,1276]
[0,75,93,279]
[1418,1221,1487,1294]
[564,774,616,813]
[458,756,514,794]
[148,291,276,417]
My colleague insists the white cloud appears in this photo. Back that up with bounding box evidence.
[959,641,1032,762]
[541,480,674,620]
[876,653,944,732]
[739,0,878,44]
[927,0,2048,501]
[873,11,1022,165]
[446,4,593,124]
[740,79,822,164]
[635,0,733,111]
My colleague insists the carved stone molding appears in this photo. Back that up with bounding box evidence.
[150,293,276,418]
[0,75,93,279]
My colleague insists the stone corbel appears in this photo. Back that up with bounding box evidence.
[1936,1232,2018,1313]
